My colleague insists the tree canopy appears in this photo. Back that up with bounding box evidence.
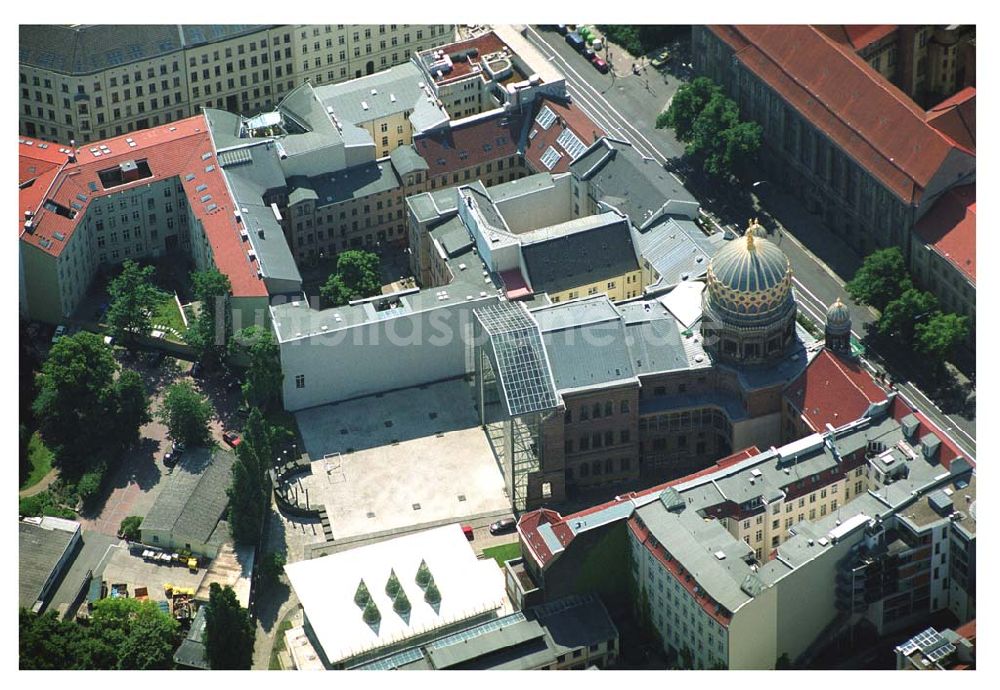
[320,250,382,307]
[227,408,277,544]
[105,260,164,341]
[157,381,212,446]
[187,269,232,367]
[845,247,909,312]
[877,286,938,342]
[32,332,118,468]
[657,78,762,179]
[19,599,178,670]
[915,312,969,362]
[111,368,152,449]
[232,326,283,412]
[204,583,255,670]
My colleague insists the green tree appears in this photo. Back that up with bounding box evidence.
[119,515,143,541]
[89,597,180,669]
[20,319,40,429]
[19,609,91,670]
[204,583,255,670]
[260,551,287,586]
[878,286,938,341]
[320,250,382,307]
[187,269,232,367]
[658,77,721,141]
[232,326,283,412]
[112,368,151,449]
[227,408,276,544]
[106,260,164,341]
[845,247,909,312]
[915,312,969,362]
[157,381,212,446]
[32,332,118,469]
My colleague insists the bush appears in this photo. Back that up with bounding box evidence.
[19,491,76,519]
[385,569,400,598]
[354,580,371,608]
[415,560,432,588]
[392,589,411,614]
[76,468,105,505]
[119,516,142,541]
[424,581,441,605]
[260,552,287,586]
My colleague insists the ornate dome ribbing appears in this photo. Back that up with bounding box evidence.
[706,231,793,320]
[825,298,851,333]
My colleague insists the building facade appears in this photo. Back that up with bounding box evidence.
[19,24,454,145]
[693,26,975,262]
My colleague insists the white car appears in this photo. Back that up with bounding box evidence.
[51,325,67,343]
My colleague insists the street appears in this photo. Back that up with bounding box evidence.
[523,26,975,461]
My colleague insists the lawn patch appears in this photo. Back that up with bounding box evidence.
[21,432,54,490]
[482,542,521,566]
[152,293,188,340]
[268,619,294,670]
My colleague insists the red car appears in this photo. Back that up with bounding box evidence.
[223,431,242,448]
[591,56,610,74]
[462,524,475,541]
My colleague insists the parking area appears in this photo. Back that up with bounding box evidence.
[292,379,510,545]
[98,543,206,603]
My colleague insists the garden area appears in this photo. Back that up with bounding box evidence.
[481,542,521,566]
[20,431,54,491]
[598,25,687,58]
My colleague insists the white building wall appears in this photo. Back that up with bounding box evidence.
[278,296,497,411]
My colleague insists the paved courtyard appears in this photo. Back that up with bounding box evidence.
[98,543,206,602]
[292,379,510,546]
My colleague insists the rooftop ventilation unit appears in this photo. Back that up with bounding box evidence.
[361,101,369,110]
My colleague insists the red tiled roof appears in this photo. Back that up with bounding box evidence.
[422,32,509,86]
[414,111,521,177]
[785,349,888,433]
[914,184,975,284]
[818,25,897,51]
[709,25,974,205]
[524,97,606,175]
[17,116,266,298]
[955,619,976,642]
[926,87,976,152]
[889,394,971,470]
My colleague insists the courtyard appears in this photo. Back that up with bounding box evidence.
[291,379,510,549]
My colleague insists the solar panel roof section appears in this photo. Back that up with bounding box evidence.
[556,127,587,160]
[425,612,528,651]
[350,645,427,670]
[539,146,562,170]
[476,301,559,417]
[535,105,558,130]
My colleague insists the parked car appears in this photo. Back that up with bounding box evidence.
[462,524,475,541]
[591,38,604,51]
[151,351,166,367]
[591,56,610,74]
[582,46,595,61]
[650,48,671,69]
[191,361,204,378]
[51,324,67,343]
[163,441,185,467]
[223,431,242,448]
[489,517,517,535]
[555,24,569,36]
[565,31,585,52]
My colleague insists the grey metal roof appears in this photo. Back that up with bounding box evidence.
[636,501,756,612]
[173,606,210,669]
[519,213,639,296]
[571,138,697,230]
[307,160,400,208]
[19,25,266,75]
[532,297,637,393]
[389,145,430,177]
[476,301,559,417]
[636,217,718,289]
[429,216,473,257]
[315,62,450,133]
[427,620,547,669]
[618,301,697,375]
[19,518,79,610]
[140,448,236,545]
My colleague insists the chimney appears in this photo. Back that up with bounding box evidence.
[119,160,140,183]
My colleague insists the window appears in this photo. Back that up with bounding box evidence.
[621,400,629,414]
[295,375,305,389]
